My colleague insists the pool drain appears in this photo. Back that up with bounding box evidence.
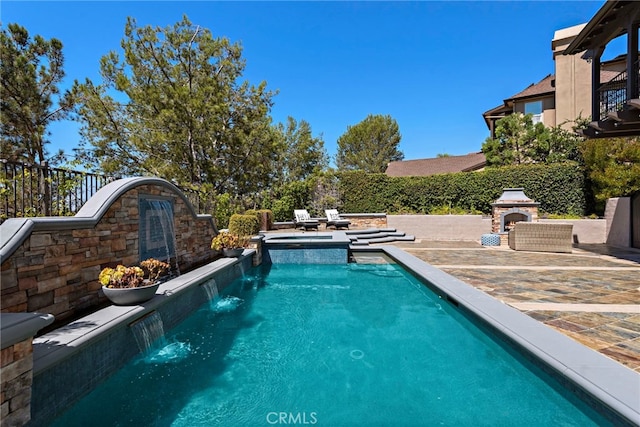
[350,349,364,360]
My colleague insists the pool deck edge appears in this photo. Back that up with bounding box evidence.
[379,245,640,426]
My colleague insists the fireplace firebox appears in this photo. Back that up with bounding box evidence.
[491,188,539,235]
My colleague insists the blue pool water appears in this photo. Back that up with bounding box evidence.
[51,263,610,426]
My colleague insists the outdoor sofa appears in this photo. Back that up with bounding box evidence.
[508,222,573,253]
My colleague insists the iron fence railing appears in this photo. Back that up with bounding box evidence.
[0,159,119,222]
[597,59,640,119]
[179,186,216,216]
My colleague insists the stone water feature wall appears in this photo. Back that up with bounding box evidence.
[1,338,33,426]
[0,177,218,324]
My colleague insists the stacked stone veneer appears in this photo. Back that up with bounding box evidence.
[1,338,33,426]
[340,214,387,229]
[491,205,539,233]
[0,178,218,324]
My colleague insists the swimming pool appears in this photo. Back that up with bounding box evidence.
[50,261,614,426]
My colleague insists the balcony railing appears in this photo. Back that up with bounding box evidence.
[597,58,640,119]
[0,160,119,222]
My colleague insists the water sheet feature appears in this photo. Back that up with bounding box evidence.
[200,279,219,302]
[130,311,191,366]
[139,197,180,275]
[130,311,165,352]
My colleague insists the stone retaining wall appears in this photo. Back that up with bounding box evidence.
[1,338,33,427]
[0,178,218,324]
[339,213,387,229]
[273,213,387,230]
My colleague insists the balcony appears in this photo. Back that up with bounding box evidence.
[584,59,640,138]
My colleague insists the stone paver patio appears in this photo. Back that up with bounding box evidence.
[387,240,640,373]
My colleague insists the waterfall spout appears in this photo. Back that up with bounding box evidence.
[130,311,165,352]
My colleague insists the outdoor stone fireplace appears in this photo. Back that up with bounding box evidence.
[491,188,539,234]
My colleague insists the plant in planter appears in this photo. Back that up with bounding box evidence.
[211,231,249,257]
[140,258,171,281]
[99,258,170,305]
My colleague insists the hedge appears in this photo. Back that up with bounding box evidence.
[245,209,274,231]
[228,213,260,236]
[338,164,586,215]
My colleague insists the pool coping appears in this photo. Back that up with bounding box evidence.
[262,231,351,245]
[31,250,254,376]
[366,245,640,425]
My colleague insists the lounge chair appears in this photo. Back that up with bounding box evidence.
[293,209,319,230]
[325,209,351,229]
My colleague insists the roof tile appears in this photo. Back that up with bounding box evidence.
[386,152,486,177]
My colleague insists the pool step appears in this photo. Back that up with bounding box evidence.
[347,228,415,245]
[366,235,416,244]
[349,230,404,240]
[345,228,397,235]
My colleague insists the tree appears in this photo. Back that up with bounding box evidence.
[336,114,403,173]
[482,113,550,166]
[0,23,74,164]
[273,116,328,185]
[580,137,640,210]
[539,122,583,164]
[74,16,278,197]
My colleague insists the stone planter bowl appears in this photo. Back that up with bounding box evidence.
[102,282,160,305]
[222,248,244,257]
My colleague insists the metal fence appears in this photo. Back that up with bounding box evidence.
[179,186,216,217]
[0,160,119,222]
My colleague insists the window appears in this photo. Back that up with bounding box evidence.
[524,100,542,115]
[525,100,543,124]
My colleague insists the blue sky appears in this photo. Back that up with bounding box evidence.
[2,1,619,165]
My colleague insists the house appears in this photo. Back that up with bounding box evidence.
[483,23,621,139]
[385,152,486,177]
[563,0,640,139]
[483,74,555,139]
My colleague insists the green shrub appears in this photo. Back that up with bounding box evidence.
[228,213,259,236]
[271,196,295,222]
[245,209,274,231]
[428,204,484,215]
[244,209,261,224]
[213,193,239,229]
[540,212,583,219]
[337,164,586,216]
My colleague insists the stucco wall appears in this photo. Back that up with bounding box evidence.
[387,215,607,244]
[605,197,631,247]
[0,178,218,324]
[387,215,492,240]
[552,23,592,128]
[539,218,606,244]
